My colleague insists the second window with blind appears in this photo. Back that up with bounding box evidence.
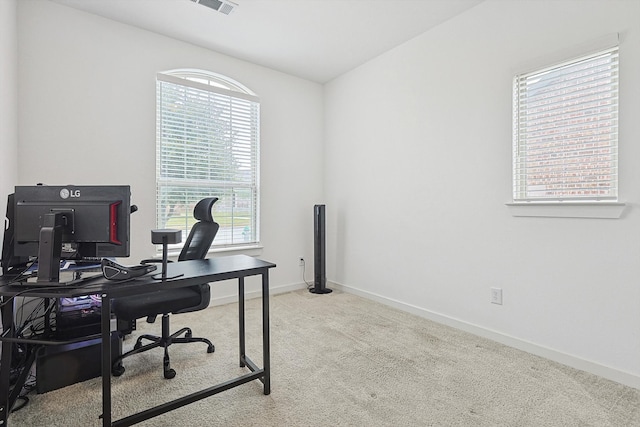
[512,45,619,203]
[156,69,260,250]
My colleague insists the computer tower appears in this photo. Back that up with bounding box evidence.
[36,332,121,394]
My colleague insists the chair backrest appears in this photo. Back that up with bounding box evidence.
[178,198,220,261]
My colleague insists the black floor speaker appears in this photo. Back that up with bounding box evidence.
[310,204,332,294]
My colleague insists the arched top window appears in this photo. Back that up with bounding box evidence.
[156,69,260,250]
[163,68,257,97]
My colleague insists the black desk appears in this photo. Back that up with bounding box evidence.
[0,254,276,426]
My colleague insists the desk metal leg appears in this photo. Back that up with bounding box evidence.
[0,297,14,426]
[238,277,245,368]
[100,294,112,427]
[262,272,270,395]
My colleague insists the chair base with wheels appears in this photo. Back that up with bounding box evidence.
[112,313,214,379]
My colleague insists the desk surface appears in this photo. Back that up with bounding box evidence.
[0,255,276,298]
[0,254,276,427]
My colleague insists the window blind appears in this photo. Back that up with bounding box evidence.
[156,72,260,248]
[513,46,619,202]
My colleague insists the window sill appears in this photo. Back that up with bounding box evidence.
[153,244,264,260]
[208,245,264,256]
[506,202,627,219]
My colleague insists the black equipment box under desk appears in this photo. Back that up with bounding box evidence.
[36,332,121,394]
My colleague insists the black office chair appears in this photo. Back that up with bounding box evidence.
[111,197,219,379]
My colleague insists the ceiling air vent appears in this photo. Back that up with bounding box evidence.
[190,0,238,15]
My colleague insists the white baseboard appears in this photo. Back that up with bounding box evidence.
[209,281,307,307]
[329,281,640,390]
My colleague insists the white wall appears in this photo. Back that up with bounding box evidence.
[0,0,18,258]
[14,0,640,389]
[17,0,324,298]
[324,0,640,387]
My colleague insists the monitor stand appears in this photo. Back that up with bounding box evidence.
[37,212,70,283]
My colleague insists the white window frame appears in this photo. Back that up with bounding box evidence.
[508,36,626,219]
[156,69,260,251]
[512,46,619,204]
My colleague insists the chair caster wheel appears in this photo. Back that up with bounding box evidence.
[185,330,193,338]
[164,369,176,379]
[112,365,125,377]
[207,344,215,353]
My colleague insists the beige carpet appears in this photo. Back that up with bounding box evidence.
[8,289,640,426]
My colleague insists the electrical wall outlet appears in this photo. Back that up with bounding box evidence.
[299,257,304,266]
[490,287,503,305]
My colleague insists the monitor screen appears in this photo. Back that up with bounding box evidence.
[11,185,131,282]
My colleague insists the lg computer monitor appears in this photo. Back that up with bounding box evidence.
[11,185,131,283]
